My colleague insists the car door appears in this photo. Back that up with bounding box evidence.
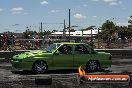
[53,44,74,68]
[73,44,95,68]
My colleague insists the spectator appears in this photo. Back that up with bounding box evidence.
[2,34,8,50]
[89,40,95,48]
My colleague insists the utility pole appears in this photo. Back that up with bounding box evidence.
[98,28,99,48]
[69,9,71,38]
[63,19,66,39]
[98,27,101,48]
[91,29,92,41]
[39,26,41,33]
[40,22,43,34]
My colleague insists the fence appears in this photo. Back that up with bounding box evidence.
[1,37,132,51]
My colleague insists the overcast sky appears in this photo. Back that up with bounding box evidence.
[0,0,131,33]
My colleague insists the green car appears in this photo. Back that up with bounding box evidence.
[11,42,112,73]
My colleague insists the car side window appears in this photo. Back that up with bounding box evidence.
[75,44,89,54]
[58,44,72,54]
[85,44,96,54]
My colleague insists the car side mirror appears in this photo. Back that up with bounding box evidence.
[54,50,60,55]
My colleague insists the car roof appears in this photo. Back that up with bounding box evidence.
[54,42,85,45]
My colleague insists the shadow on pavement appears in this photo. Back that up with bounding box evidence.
[11,69,111,75]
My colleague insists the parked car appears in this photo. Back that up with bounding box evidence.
[11,42,112,73]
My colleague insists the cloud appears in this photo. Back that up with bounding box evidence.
[11,7,24,11]
[74,13,86,19]
[109,2,118,5]
[23,12,28,15]
[91,0,100,2]
[51,10,60,13]
[11,11,22,15]
[11,7,28,15]
[0,8,3,12]
[92,16,98,18]
[91,0,122,6]
[102,0,122,6]
[118,1,122,4]
[40,1,48,5]
[102,0,117,2]
[12,12,28,15]
[83,4,88,7]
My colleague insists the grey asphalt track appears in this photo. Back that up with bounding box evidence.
[0,57,132,88]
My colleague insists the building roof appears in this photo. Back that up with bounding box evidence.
[51,30,100,36]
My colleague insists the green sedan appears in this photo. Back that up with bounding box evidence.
[11,42,112,73]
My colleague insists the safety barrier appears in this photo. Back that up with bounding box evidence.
[0,49,132,62]
[96,49,132,59]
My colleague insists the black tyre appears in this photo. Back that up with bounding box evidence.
[32,60,48,74]
[86,60,101,72]
[79,76,86,84]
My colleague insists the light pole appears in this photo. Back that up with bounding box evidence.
[98,27,101,48]
[63,19,66,39]
[69,9,71,37]
[91,29,93,41]
[90,26,97,41]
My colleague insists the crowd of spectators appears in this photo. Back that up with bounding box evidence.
[0,33,91,50]
[0,33,15,51]
[0,31,132,51]
[19,39,43,50]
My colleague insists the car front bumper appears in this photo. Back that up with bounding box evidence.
[11,60,32,71]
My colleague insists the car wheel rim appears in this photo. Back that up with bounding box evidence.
[89,61,97,71]
[34,61,47,73]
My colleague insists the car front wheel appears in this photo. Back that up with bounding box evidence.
[32,60,48,74]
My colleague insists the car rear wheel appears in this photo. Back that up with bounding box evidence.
[86,60,101,72]
[32,60,48,74]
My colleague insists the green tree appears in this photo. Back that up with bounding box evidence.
[52,30,58,33]
[101,20,116,40]
[128,16,132,25]
[70,29,76,32]
[42,30,51,36]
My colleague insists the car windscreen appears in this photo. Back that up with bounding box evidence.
[43,44,61,52]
